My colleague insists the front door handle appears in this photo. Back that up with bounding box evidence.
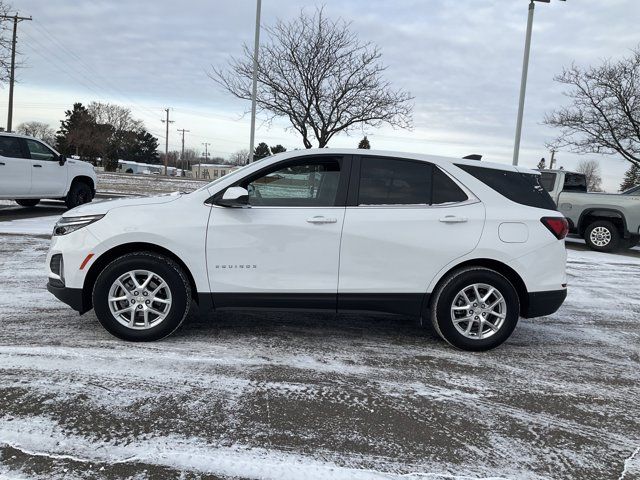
[33,164,42,168]
[439,215,468,223]
[0,162,5,166]
[306,216,337,224]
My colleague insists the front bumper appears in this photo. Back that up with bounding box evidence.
[522,289,567,318]
[47,280,87,314]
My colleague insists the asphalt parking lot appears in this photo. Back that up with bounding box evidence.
[0,211,639,479]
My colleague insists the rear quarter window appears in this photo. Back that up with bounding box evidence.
[456,164,557,210]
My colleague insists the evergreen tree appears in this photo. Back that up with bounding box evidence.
[358,136,371,149]
[254,142,271,160]
[537,158,546,170]
[270,144,287,154]
[123,130,159,164]
[620,163,640,191]
[55,103,103,161]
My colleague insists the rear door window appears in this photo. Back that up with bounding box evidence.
[0,136,27,158]
[358,157,431,205]
[456,164,557,210]
[563,173,588,192]
[432,167,469,204]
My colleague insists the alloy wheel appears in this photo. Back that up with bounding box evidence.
[450,283,507,340]
[108,270,172,330]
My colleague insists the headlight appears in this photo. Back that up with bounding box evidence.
[53,214,105,236]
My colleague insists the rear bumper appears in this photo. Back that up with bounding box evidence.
[523,289,567,318]
[47,281,86,314]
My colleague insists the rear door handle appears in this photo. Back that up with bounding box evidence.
[0,162,5,166]
[306,216,337,224]
[439,215,468,223]
[33,164,42,168]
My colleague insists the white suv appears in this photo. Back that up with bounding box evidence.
[0,133,97,209]
[46,150,568,351]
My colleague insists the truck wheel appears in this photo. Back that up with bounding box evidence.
[584,221,620,252]
[430,267,520,351]
[92,252,192,341]
[65,181,93,209]
[15,199,40,207]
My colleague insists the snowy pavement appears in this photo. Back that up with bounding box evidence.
[0,231,639,479]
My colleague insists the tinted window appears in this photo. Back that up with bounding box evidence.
[540,172,557,192]
[0,136,26,158]
[563,173,588,192]
[245,158,341,207]
[358,157,431,205]
[432,167,468,204]
[26,139,57,161]
[456,164,557,210]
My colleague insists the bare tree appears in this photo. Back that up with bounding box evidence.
[576,159,603,192]
[228,149,250,166]
[16,121,56,145]
[87,102,142,133]
[0,1,14,84]
[545,47,640,168]
[211,8,413,149]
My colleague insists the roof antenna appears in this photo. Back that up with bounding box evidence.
[463,154,482,161]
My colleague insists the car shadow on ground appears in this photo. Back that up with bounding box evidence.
[0,202,66,221]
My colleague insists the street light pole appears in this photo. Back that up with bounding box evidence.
[512,0,565,166]
[512,1,536,166]
[248,0,262,163]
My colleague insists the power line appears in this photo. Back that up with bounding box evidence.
[1,12,32,131]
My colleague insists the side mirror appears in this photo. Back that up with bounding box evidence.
[216,186,249,207]
[58,155,67,166]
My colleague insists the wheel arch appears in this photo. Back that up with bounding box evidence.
[70,175,96,195]
[578,208,628,237]
[82,242,199,313]
[424,258,529,318]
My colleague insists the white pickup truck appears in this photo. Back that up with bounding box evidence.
[0,132,96,209]
[540,169,640,252]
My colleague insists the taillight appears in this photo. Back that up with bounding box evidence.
[541,217,569,240]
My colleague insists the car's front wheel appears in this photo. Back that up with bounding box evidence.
[430,268,520,351]
[92,252,191,341]
[65,181,93,209]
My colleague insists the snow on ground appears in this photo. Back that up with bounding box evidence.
[0,216,59,236]
[0,233,638,479]
[97,171,207,196]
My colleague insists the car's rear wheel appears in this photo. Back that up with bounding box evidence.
[15,199,40,207]
[430,268,520,351]
[584,220,619,252]
[92,252,191,341]
[65,181,93,209]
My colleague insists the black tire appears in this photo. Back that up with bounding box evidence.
[92,252,192,341]
[584,220,620,252]
[65,181,93,209]
[430,267,520,351]
[15,199,40,207]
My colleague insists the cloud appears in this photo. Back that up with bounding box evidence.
[6,0,640,190]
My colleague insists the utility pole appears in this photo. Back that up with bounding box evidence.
[160,108,174,176]
[549,149,557,170]
[248,0,262,163]
[177,128,189,176]
[200,142,210,179]
[1,13,32,132]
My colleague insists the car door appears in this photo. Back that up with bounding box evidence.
[337,156,485,316]
[206,154,350,310]
[23,138,68,197]
[0,136,32,197]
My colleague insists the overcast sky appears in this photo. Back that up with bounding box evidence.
[4,0,640,190]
